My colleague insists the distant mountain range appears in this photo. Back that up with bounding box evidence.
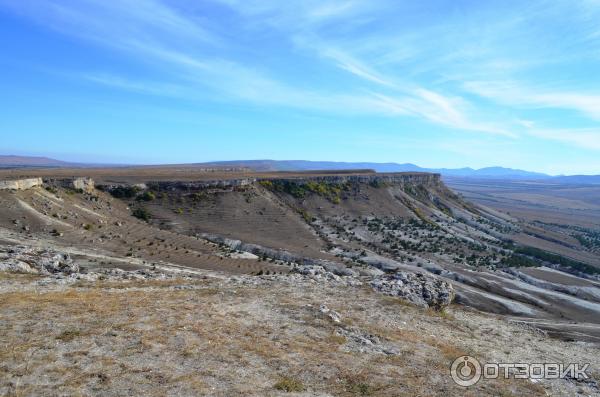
[197,160,552,180]
[0,155,117,168]
[1,155,599,184]
[0,155,74,168]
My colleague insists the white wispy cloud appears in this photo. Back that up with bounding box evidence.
[464,81,600,120]
[208,0,380,26]
[0,0,216,46]
[1,0,518,138]
[290,31,515,136]
[9,0,600,144]
[528,128,600,150]
[373,90,515,137]
[292,36,399,88]
[82,73,194,98]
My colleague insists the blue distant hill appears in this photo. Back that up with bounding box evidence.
[196,160,552,180]
[2,155,598,183]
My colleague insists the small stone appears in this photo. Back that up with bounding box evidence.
[319,304,342,323]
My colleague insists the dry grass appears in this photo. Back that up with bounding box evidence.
[69,278,211,289]
[0,272,41,281]
[339,371,383,396]
[325,333,347,345]
[0,277,587,397]
[273,377,305,392]
[56,329,86,342]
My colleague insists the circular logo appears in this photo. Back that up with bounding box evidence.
[450,355,482,386]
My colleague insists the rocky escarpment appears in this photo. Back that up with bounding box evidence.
[258,172,442,188]
[0,177,43,190]
[0,177,95,192]
[199,233,357,276]
[0,242,454,309]
[198,234,454,309]
[97,172,441,194]
[45,177,96,193]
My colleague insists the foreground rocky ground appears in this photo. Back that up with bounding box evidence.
[1,261,599,396]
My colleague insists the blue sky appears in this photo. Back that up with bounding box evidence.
[0,0,599,174]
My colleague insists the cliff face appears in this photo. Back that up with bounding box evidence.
[114,172,442,192]
[0,172,442,195]
[0,177,95,192]
[0,178,43,190]
[259,173,441,188]
[48,177,95,193]
[145,178,255,191]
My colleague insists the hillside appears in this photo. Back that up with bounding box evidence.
[0,155,73,168]
[0,169,599,331]
[0,168,599,395]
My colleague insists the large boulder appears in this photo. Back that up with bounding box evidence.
[0,245,79,275]
[71,177,95,193]
[293,265,362,286]
[39,252,79,275]
[371,272,454,309]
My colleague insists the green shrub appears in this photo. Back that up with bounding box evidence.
[108,185,140,198]
[258,180,273,189]
[513,246,600,274]
[56,329,83,342]
[132,208,151,222]
[189,192,208,201]
[136,191,156,201]
[344,375,376,396]
[369,179,387,188]
[261,179,349,203]
[274,377,305,392]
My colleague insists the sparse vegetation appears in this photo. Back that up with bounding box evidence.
[261,179,352,203]
[189,192,208,201]
[136,190,156,201]
[514,246,600,274]
[106,185,140,198]
[344,377,376,396]
[274,377,305,392]
[0,169,597,397]
[132,207,151,222]
[56,329,83,342]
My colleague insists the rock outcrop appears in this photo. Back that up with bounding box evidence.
[258,172,441,188]
[371,272,455,309]
[147,179,255,191]
[99,172,441,194]
[44,177,96,193]
[0,178,43,190]
[0,177,96,193]
[0,245,79,275]
[71,177,95,193]
[200,233,357,276]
